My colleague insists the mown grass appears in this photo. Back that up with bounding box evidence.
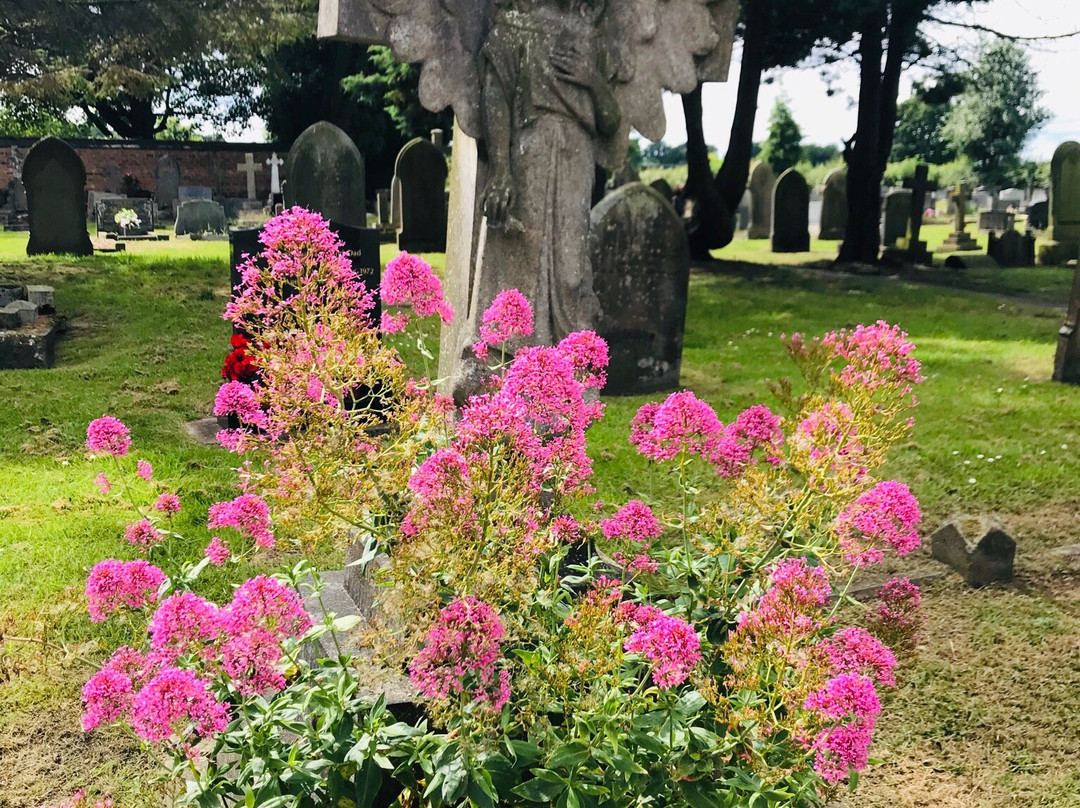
[0,230,1078,807]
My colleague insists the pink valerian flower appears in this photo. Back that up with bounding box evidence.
[94,473,111,494]
[821,321,923,394]
[207,494,274,548]
[623,613,702,689]
[131,667,230,744]
[612,551,660,574]
[817,627,897,687]
[630,391,724,463]
[85,559,167,623]
[796,401,867,476]
[124,519,164,550]
[136,460,153,481]
[149,592,223,661]
[557,331,609,390]
[867,577,923,653]
[833,481,922,566]
[217,628,289,696]
[215,428,249,454]
[380,252,453,329]
[409,449,471,504]
[472,289,534,359]
[41,790,114,808]
[213,380,268,429]
[409,597,510,711]
[601,500,663,545]
[204,536,230,566]
[223,575,312,642]
[86,416,131,456]
[154,493,181,517]
[734,558,832,644]
[501,345,595,434]
[722,405,784,466]
[803,673,883,783]
[81,646,156,732]
[550,514,584,544]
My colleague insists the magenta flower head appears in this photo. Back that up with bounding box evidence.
[86,416,131,457]
[130,667,230,744]
[124,518,164,550]
[629,391,724,463]
[409,596,510,712]
[85,559,167,623]
[207,494,274,548]
[834,480,921,566]
[601,500,663,545]
[154,493,181,517]
[149,592,223,661]
[381,252,453,329]
[223,575,312,641]
[136,460,153,481]
[623,612,702,690]
[473,289,534,358]
[557,330,609,389]
[204,536,230,566]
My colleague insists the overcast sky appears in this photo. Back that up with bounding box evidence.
[654,0,1080,160]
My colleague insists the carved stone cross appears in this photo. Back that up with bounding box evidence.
[266,152,284,195]
[950,184,970,232]
[236,152,262,200]
[319,0,738,400]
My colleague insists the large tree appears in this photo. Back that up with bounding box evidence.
[0,0,310,139]
[759,99,803,173]
[942,39,1049,186]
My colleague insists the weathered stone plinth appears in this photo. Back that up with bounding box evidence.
[931,518,1016,587]
[0,316,60,369]
[937,229,979,252]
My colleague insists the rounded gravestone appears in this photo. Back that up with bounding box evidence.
[155,155,181,213]
[283,122,366,228]
[23,137,93,257]
[393,137,448,253]
[590,183,691,396]
[1049,141,1080,249]
[819,168,847,240]
[747,161,776,240]
[771,168,810,253]
[882,189,912,247]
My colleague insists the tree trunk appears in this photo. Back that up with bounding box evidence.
[838,9,887,264]
[85,97,160,139]
[678,0,772,256]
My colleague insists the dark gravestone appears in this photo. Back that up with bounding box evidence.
[155,155,181,213]
[1027,200,1049,231]
[979,210,1015,233]
[104,165,124,195]
[174,200,227,236]
[649,178,674,203]
[179,186,213,204]
[1053,263,1080,384]
[819,168,846,240]
[747,161,775,239]
[591,183,691,396]
[393,137,448,253]
[988,230,1035,268]
[931,519,1016,587]
[1040,141,1080,264]
[770,168,810,253]
[882,189,912,247]
[283,121,366,228]
[23,137,93,257]
[95,198,154,236]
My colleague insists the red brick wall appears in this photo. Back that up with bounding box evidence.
[0,138,288,200]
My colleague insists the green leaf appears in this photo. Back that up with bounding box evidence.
[547,742,591,771]
[513,777,565,803]
[676,690,707,716]
[353,758,382,808]
[679,780,724,808]
[441,756,468,804]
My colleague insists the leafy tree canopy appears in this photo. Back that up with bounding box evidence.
[760,99,803,174]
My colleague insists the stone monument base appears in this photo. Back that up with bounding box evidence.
[937,230,979,252]
[0,316,60,369]
[893,237,932,265]
[1037,239,1080,266]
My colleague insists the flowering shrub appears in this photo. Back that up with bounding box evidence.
[78,209,928,808]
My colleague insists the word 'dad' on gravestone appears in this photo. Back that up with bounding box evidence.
[748,161,775,240]
[771,168,810,253]
[1040,141,1080,265]
[818,168,846,240]
[23,137,93,257]
[591,183,691,396]
[284,122,366,229]
[393,137,448,253]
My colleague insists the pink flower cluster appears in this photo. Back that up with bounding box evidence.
[137,460,153,481]
[86,416,131,457]
[821,321,923,394]
[602,500,662,574]
[154,493,181,516]
[623,612,702,690]
[818,627,897,687]
[204,536,230,566]
[83,575,312,742]
[796,401,866,477]
[124,518,164,550]
[85,559,166,622]
[409,597,510,711]
[380,252,453,333]
[214,380,268,429]
[803,672,882,783]
[734,558,832,645]
[630,393,783,477]
[867,577,923,652]
[473,290,534,359]
[207,494,274,548]
[834,481,922,566]
[41,789,113,808]
[558,331,609,389]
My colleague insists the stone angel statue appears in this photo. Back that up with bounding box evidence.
[319,0,736,398]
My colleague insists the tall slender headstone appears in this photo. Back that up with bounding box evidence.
[1039,141,1080,265]
[393,137,448,253]
[771,168,810,253]
[1053,263,1080,384]
[882,189,912,247]
[283,122,366,228]
[900,164,932,264]
[819,168,847,240]
[591,183,691,395]
[748,161,775,240]
[23,137,93,256]
[155,155,181,214]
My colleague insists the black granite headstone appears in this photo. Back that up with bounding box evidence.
[392,137,448,253]
[23,137,93,257]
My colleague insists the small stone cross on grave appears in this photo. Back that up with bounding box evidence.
[236,153,262,201]
[939,183,978,253]
[266,152,284,196]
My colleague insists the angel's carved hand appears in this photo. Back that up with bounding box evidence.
[482,172,515,226]
[550,45,599,90]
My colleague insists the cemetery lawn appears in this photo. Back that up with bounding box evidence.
[1,237,1079,807]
